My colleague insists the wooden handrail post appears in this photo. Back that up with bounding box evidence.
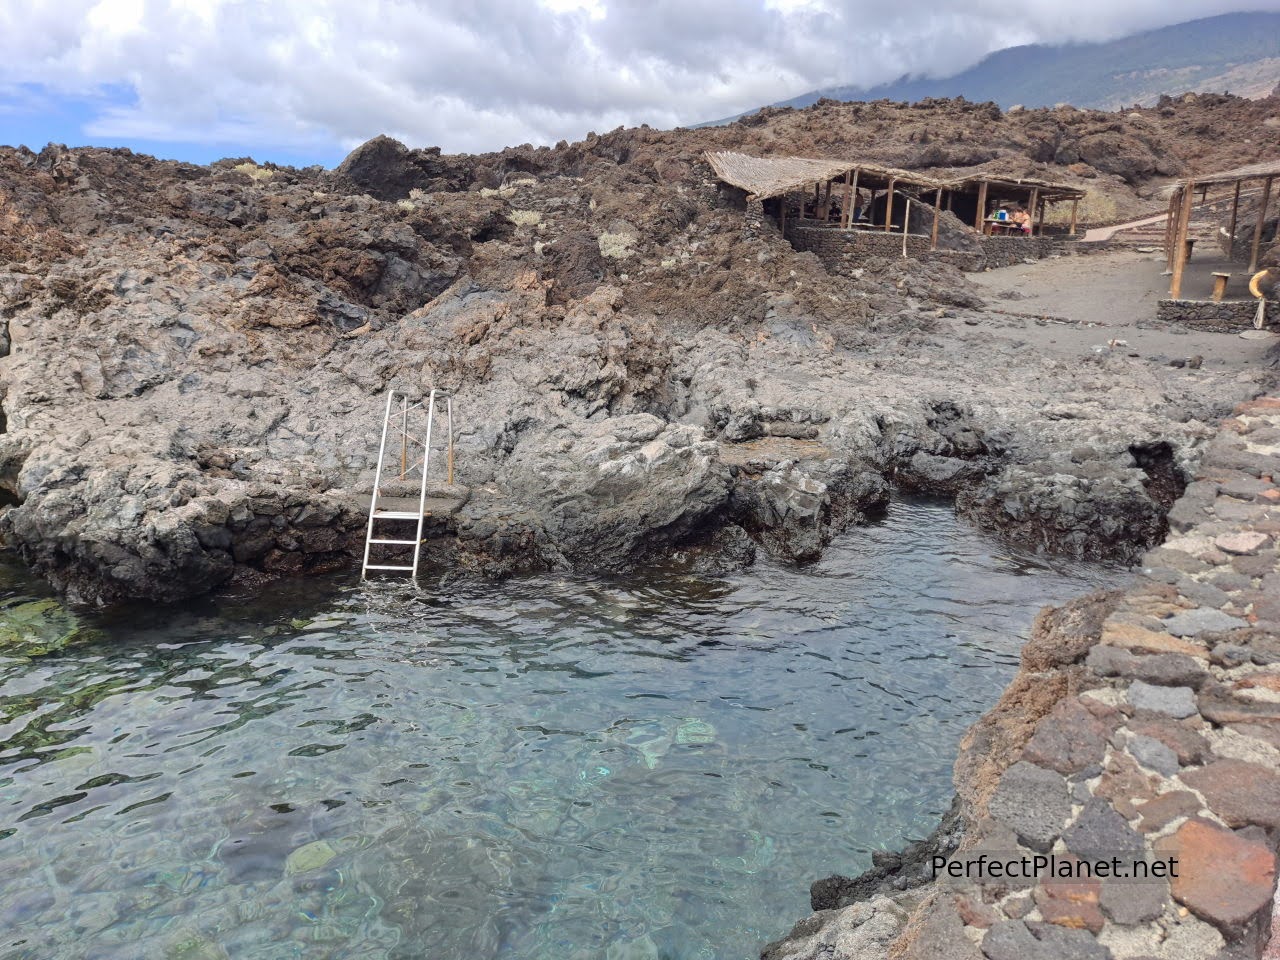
[1164,188,1180,272]
[1248,176,1273,273]
[931,188,942,250]
[1170,180,1195,299]
[1227,180,1241,255]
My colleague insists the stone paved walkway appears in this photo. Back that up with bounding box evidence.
[936,395,1280,958]
[767,396,1280,960]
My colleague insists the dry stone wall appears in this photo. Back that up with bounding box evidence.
[788,225,1078,276]
[1156,299,1277,333]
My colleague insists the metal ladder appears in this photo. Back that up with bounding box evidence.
[361,388,454,578]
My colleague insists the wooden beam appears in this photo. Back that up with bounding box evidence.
[1028,187,1040,236]
[1163,188,1180,273]
[1170,180,1196,299]
[974,180,988,231]
[931,187,942,251]
[1036,195,1046,236]
[1069,197,1079,237]
[1248,176,1273,273]
[884,177,896,232]
[821,179,831,222]
[840,170,853,229]
[1227,180,1241,254]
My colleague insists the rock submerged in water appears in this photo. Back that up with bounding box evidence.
[0,596,93,657]
[285,840,337,876]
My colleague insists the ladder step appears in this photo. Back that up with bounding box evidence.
[363,564,416,571]
[374,510,424,520]
[369,538,420,545]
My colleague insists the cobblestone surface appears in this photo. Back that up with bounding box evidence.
[766,396,1280,959]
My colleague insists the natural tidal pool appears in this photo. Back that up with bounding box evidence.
[0,495,1121,960]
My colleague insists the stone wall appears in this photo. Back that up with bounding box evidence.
[766,395,1280,960]
[1156,298,1276,333]
[788,225,1078,276]
[789,226,931,269]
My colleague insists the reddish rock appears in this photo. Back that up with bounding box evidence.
[1022,699,1111,775]
[1095,752,1159,819]
[1198,683,1280,725]
[1235,673,1280,694]
[1234,397,1280,414]
[1180,759,1280,829]
[1033,875,1104,933]
[1134,791,1203,833]
[1159,819,1276,937]
[954,894,999,929]
[1127,714,1209,765]
[1100,623,1208,659]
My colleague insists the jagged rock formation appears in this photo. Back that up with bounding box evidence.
[0,94,1278,602]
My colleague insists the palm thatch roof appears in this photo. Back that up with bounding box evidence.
[945,173,1085,202]
[1179,158,1280,187]
[704,151,945,201]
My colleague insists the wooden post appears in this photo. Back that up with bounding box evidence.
[1227,180,1241,254]
[1163,188,1180,272]
[1069,197,1079,236]
[840,170,853,229]
[884,178,896,231]
[821,179,831,222]
[1036,196,1046,236]
[1028,187,1039,236]
[931,187,942,250]
[779,192,787,237]
[1248,176,1273,273]
[974,180,988,231]
[945,189,953,212]
[1170,180,1196,299]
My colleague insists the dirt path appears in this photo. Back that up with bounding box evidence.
[965,248,1277,369]
[1081,211,1168,242]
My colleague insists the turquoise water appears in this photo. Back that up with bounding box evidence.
[0,496,1118,960]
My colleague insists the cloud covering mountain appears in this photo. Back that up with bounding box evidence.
[0,0,1273,163]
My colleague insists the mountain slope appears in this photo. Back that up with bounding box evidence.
[724,12,1280,120]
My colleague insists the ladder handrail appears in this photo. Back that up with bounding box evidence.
[413,390,436,578]
[362,387,454,580]
[361,389,399,576]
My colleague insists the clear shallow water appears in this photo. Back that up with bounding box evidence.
[0,496,1121,960]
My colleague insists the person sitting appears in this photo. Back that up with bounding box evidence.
[1010,206,1032,235]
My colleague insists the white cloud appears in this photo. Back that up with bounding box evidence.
[0,0,1273,158]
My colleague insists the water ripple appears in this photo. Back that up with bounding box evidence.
[0,494,1121,960]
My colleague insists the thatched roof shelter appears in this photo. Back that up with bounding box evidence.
[704,151,945,201]
[941,171,1085,236]
[1175,158,1280,189]
[1167,157,1278,298]
[946,173,1085,203]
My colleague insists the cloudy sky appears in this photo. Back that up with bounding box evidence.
[0,0,1273,166]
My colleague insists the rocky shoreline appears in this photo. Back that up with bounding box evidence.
[766,395,1280,960]
[2,92,1279,605]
